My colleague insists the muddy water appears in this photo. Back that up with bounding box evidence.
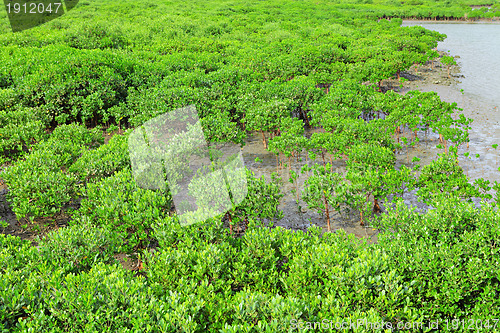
[400,21,500,185]
[402,21,500,109]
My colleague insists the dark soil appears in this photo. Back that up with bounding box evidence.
[0,180,74,245]
[0,182,23,238]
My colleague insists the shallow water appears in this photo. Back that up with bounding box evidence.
[401,21,500,185]
[402,21,500,109]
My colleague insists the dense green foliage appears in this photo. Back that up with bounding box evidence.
[1,0,499,331]
[2,124,103,221]
[3,200,500,331]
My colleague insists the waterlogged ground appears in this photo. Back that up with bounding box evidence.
[402,21,500,108]
[1,49,498,245]
[242,56,500,242]
[401,84,500,184]
[241,131,380,242]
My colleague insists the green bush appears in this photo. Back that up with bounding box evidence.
[36,216,120,274]
[376,197,500,321]
[416,152,486,205]
[0,45,145,126]
[69,132,131,185]
[0,105,49,162]
[5,164,75,221]
[1,0,498,331]
[232,169,284,224]
[64,22,130,50]
[76,169,173,252]
[0,234,41,329]
[3,199,500,331]
[2,124,103,221]
[144,224,415,330]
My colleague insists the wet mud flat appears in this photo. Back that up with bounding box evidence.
[240,127,436,244]
[242,131,380,243]
[394,54,500,186]
[242,55,498,242]
[1,53,495,246]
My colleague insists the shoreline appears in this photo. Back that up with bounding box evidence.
[402,18,500,24]
[380,41,500,208]
[382,50,461,92]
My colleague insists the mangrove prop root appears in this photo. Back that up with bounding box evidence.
[373,198,381,213]
[323,194,331,232]
[261,131,267,149]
